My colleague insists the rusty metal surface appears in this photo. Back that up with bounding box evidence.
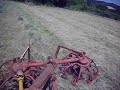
[29,64,55,90]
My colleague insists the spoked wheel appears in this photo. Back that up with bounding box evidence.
[0,60,15,87]
[81,65,98,85]
[0,57,27,89]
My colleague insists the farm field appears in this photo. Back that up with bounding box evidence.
[0,1,120,90]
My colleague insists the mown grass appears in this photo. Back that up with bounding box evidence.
[10,1,65,60]
[0,1,65,62]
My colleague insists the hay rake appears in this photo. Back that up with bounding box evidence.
[0,45,99,90]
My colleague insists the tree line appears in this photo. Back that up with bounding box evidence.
[13,0,86,8]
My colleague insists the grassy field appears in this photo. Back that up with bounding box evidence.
[0,1,120,90]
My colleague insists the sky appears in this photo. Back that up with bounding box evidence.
[97,0,120,6]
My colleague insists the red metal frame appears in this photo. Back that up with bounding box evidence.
[0,45,99,90]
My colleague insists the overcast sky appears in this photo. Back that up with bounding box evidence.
[97,0,120,6]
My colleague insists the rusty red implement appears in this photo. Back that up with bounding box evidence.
[0,45,99,90]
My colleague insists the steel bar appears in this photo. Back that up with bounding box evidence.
[20,46,30,59]
[22,62,47,68]
[29,64,55,89]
